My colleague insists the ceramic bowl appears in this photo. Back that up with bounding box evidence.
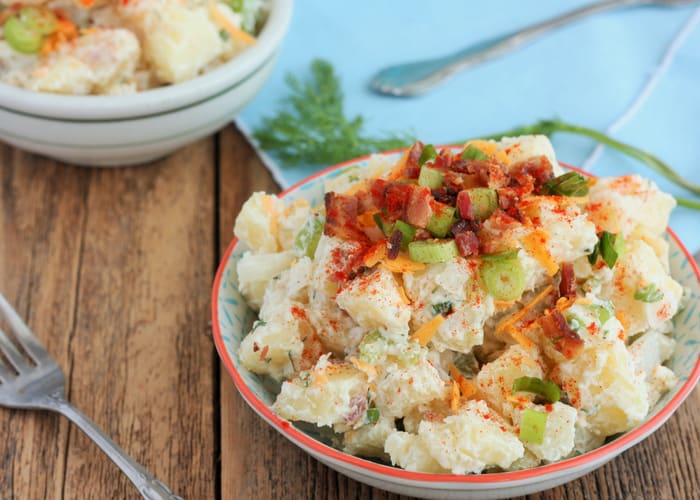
[212,152,700,499]
[0,0,292,166]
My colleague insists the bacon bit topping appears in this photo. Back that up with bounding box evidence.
[387,230,402,259]
[540,310,584,359]
[324,192,367,242]
[405,185,433,227]
[456,190,474,220]
[559,263,576,299]
[454,231,479,257]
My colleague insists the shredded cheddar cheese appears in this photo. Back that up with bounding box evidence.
[349,356,377,379]
[450,380,460,412]
[410,314,444,346]
[496,285,554,334]
[522,230,559,276]
[208,2,257,46]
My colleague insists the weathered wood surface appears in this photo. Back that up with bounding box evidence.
[1,124,698,499]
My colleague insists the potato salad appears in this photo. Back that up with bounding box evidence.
[0,0,266,94]
[233,136,683,474]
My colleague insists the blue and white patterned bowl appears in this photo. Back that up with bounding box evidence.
[0,0,292,166]
[212,152,700,499]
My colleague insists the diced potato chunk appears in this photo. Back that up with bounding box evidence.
[234,192,285,253]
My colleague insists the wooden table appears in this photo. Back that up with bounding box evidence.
[1,126,698,499]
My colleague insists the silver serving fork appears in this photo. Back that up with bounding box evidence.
[0,294,181,500]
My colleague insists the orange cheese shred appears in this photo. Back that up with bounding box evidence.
[356,210,378,228]
[448,364,477,400]
[496,285,554,334]
[349,356,377,379]
[363,242,387,268]
[381,254,426,273]
[410,314,444,346]
[522,230,559,276]
[450,380,460,412]
[209,2,257,46]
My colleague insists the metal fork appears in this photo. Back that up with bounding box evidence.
[0,294,181,500]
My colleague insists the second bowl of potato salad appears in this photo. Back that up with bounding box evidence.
[213,135,700,498]
[0,0,292,165]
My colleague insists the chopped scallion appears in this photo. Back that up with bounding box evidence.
[418,144,438,166]
[480,253,526,301]
[542,172,589,197]
[393,220,416,251]
[519,408,547,444]
[589,231,624,268]
[4,15,43,55]
[462,145,489,161]
[426,204,456,238]
[481,248,519,262]
[634,283,664,303]
[512,376,561,403]
[431,301,453,316]
[366,407,380,424]
[467,188,498,220]
[408,239,459,264]
[20,6,57,36]
[294,214,325,258]
[417,165,444,189]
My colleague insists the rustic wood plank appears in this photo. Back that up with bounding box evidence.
[0,140,218,499]
[0,146,88,500]
[216,125,700,500]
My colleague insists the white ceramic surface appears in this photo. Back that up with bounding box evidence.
[0,0,292,166]
[212,152,700,499]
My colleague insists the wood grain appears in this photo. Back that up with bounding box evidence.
[0,140,217,499]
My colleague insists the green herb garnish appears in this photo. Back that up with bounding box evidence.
[431,301,453,316]
[462,145,489,161]
[366,407,380,424]
[542,172,589,197]
[512,376,561,403]
[519,409,547,444]
[634,283,664,303]
[419,144,438,166]
[253,59,414,166]
[588,231,624,268]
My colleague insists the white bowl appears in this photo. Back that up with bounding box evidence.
[212,152,700,499]
[0,0,292,166]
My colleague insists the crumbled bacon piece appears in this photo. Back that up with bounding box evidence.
[559,263,576,299]
[450,218,479,235]
[442,170,480,191]
[511,156,555,185]
[405,185,433,227]
[324,192,367,242]
[403,141,424,179]
[455,231,480,257]
[431,187,456,205]
[387,230,402,259]
[357,179,387,212]
[456,190,474,220]
[540,310,584,359]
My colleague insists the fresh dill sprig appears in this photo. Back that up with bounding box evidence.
[253,59,415,166]
[480,118,700,210]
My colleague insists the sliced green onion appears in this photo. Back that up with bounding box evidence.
[426,204,456,238]
[589,231,623,268]
[512,376,561,403]
[589,303,613,324]
[373,213,394,237]
[542,172,589,197]
[481,248,519,262]
[393,220,416,251]
[225,0,245,12]
[294,214,325,258]
[599,231,623,268]
[431,301,453,316]
[20,6,57,36]
[467,188,498,220]
[480,255,526,301]
[419,144,438,166]
[462,145,489,161]
[358,330,385,363]
[408,239,459,264]
[417,165,444,189]
[4,15,43,55]
[366,407,380,424]
[519,409,547,444]
[634,283,664,303]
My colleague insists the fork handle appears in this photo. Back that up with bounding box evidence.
[48,394,182,500]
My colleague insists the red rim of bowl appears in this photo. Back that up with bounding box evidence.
[212,148,700,484]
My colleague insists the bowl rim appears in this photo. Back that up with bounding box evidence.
[212,149,700,484]
[0,0,292,120]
